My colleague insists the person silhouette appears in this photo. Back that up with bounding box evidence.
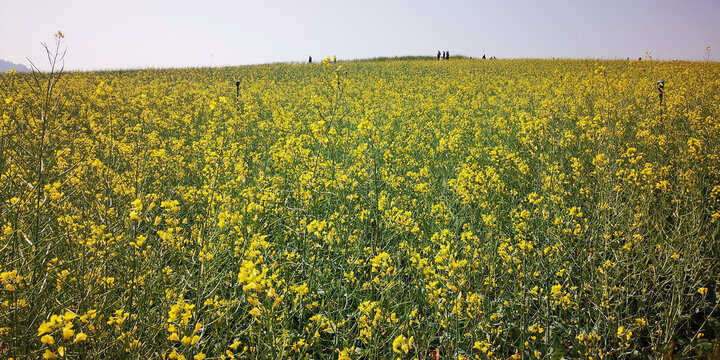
[437,51,441,60]
[309,56,312,63]
[482,54,486,59]
[446,51,450,60]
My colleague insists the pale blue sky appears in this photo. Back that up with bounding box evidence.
[1,0,718,71]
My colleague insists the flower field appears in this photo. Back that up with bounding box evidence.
[1,57,720,359]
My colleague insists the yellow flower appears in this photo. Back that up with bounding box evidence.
[181,335,191,345]
[131,198,142,211]
[129,210,141,221]
[38,322,53,336]
[62,327,75,340]
[41,334,55,344]
[168,332,180,341]
[338,347,353,360]
[698,287,708,295]
[73,332,88,343]
[63,311,77,321]
[392,334,413,354]
[194,353,206,360]
[43,349,58,359]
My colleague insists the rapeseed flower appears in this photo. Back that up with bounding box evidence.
[392,334,413,354]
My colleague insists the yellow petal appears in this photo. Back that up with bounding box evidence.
[73,333,88,343]
[41,334,55,345]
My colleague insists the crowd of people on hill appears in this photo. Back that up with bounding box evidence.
[437,51,450,60]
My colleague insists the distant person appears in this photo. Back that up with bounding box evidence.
[482,54,486,59]
[437,51,441,60]
[446,51,450,60]
[309,56,312,63]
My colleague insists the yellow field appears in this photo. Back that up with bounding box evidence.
[1,56,719,359]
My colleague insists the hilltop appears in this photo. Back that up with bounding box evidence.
[0,59,31,72]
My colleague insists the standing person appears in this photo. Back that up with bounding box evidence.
[446,51,450,60]
[437,51,441,60]
[309,55,312,63]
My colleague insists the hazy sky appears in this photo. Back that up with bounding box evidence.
[1,0,718,71]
